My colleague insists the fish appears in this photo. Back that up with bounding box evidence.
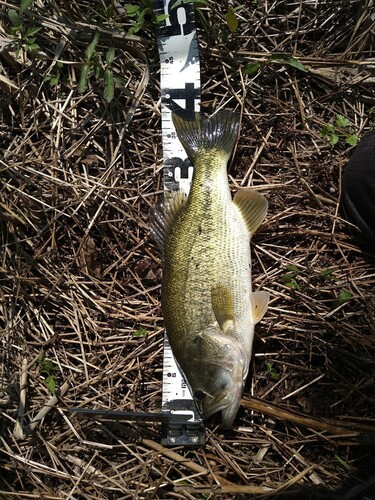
[150,109,269,428]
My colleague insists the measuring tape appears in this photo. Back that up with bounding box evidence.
[153,0,205,446]
[68,2,204,446]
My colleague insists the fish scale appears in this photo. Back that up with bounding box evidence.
[151,110,269,428]
[164,173,251,349]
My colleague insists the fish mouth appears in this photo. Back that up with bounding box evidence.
[201,341,246,427]
[200,380,244,428]
[221,391,243,429]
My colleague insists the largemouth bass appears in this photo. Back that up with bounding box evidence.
[150,110,269,428]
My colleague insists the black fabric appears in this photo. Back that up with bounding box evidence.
[342,130,375,241]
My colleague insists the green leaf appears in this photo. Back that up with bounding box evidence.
[233,4,246,13]
[45,375,56,395]
[283,272,296,281]
[107,4,115,18]
[125,4,140,16]
[27,42,40,52]
[39,357,57,375]
[346,134,358,146]
[266,362,280,381]
[49,75,59,87]
[334,454,350,470]
[85,31,100,61]
[243,62,261,75]
[226,6,238,33]
[103,68,115,102]
[8,9,22,27]
[127,26,138,36]
[335,114,351,128]
[329,134,339,145]
[93,64,102,80]
[20,0,34,15]
[78,63,90,93]
[106,46,116,66]
[285,264,299,272]
[287,57,308,72]
[156,13,169,23]
[269,54,291,67]
[320,267,337,278]
[285,277,300,290]
[269,53,285,61]
[333,289,352,309]
[337,289,352,304]
[269,54,307,72]
[26,26,41,37]
[133,327,148,338]
[321,123,335,137]
[283,264,300,283]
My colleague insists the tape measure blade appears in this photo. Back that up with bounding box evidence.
[162,333,194,407]
[154,0,205,445]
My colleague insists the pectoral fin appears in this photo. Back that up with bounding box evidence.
[149,191,187,254]
[233,189,268,236]
[211,284,235,335]
[251,290,269,324]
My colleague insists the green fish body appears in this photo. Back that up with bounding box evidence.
[151,110,269,428]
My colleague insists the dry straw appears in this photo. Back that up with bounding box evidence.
[1,0,375,498]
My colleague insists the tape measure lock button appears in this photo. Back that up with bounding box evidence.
[170,409,195,422]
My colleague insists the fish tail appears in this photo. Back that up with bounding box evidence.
[172,110,240,162]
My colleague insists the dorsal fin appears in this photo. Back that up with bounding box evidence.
[233,189,268,236]
[149,191,187,255]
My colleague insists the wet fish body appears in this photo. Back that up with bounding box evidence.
[151,110,269,428]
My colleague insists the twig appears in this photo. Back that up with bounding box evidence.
[241,396,375,436]
[13,357,28,439]
[27,381,70,433]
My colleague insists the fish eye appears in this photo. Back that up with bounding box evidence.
[194,388,206,401]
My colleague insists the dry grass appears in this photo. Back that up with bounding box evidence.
[1,0,375,498]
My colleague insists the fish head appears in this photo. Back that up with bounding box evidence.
[185,327,246,429]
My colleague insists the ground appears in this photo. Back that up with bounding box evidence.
[1,1,375,499]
